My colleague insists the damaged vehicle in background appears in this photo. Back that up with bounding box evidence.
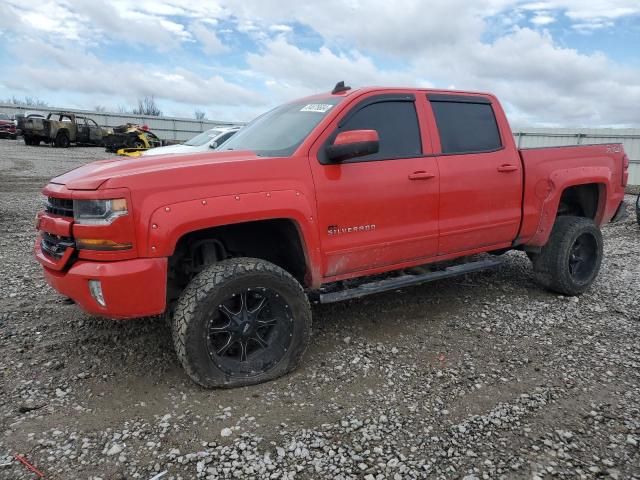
[21,112,106,147]
[103,124,162,156]
[0,113,17,139]
[141,126,241,157]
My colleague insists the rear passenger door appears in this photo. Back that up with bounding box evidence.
[427,94,522,254]
[309,93,440,278]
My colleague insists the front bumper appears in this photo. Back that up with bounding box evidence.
[37,242,167,319]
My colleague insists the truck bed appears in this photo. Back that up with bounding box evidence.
[516,143,627,246]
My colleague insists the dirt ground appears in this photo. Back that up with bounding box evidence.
[0,138,638,480]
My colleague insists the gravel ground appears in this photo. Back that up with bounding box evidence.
[0,138,639,480]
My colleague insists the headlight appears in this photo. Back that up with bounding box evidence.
[73,199,128,225]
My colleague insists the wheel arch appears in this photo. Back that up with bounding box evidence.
[526,177,608,247]
[557,183,605,221]
[164,216,317,309]
[145,190,321,287]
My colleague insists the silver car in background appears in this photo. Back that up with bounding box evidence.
[142,126,241,157]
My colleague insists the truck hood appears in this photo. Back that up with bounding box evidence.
[51,150,260,190]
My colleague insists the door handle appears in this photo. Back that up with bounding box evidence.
[408,171,436,180]
[497,164,518,172]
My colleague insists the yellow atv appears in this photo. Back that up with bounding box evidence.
[103,124,161,155]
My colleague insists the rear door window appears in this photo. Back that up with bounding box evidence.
[429,96,502,154]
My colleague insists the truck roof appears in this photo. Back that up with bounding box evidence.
[300,85,497,104]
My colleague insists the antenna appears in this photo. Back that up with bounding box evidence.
[331,81,351,94]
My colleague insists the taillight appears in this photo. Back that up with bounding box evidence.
[622,154,629,187]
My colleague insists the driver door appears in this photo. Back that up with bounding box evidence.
[76,117,90,143]
[308,93,439,279]
[87,118,103,144]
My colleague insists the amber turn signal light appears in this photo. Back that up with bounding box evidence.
[75,239,132,251]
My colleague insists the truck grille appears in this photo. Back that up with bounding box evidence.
[45,197,73,217]
[41,232,74,260]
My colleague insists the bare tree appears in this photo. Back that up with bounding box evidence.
[94,105,107,113]
[117,105,131,114]
[5,95,49,107]
[194,109,206,120]
[133,96,162,116]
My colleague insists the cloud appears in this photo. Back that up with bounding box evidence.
[3,40,265,110]
[520,0,640,30]
[191,22,227,55]
[225,0,502,56]
[412,27,640,125]
[0,0,639,126]
[246,38,431,101]
[530,13,556,25]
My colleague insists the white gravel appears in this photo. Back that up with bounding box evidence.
[0,138,639,479]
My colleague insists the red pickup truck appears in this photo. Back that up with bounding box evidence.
[34,83,629,388]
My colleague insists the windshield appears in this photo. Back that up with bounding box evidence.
[0,113,10,120]
[184,129,223,146]
[220,98,342,156]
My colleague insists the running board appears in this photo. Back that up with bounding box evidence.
[319,257,503,304]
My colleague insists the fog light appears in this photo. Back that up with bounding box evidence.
[88,280,106,307]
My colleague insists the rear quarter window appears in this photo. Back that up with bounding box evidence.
[429,98,502,154]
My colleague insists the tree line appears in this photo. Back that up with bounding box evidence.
[5,95,208,120]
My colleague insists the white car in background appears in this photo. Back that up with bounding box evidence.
[142,126,241,157]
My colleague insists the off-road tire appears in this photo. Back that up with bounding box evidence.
[24,136,32,146]
[55,131,70,148]
[172,257,312,388]
[532,216,603,296]
[635,194,640,226]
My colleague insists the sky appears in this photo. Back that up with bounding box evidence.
[0,0,639,127]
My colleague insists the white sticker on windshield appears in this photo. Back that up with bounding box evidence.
[300,104,333,113]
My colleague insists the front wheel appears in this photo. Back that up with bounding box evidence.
[532,216,603,296]
[172,258,312,388]
[55,132,70,148]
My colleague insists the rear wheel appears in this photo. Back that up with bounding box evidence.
[532,216,603,296]
[172,258,312,388]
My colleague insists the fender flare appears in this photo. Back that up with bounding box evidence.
[144,189,323,287]
[527,167,609,246]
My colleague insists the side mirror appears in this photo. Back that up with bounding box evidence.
[209,141,218,149]
[325,129,379,163]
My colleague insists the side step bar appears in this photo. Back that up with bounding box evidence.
[319,257,503,304]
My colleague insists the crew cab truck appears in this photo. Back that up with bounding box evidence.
[34,83,629,388]
[22,112,104,147]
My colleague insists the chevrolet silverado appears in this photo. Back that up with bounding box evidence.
[34,83,629,388]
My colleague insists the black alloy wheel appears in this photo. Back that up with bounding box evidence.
[532,216,603,296]
[172,257,312,388]
[567,232,598,283]
[207,287,293,378]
